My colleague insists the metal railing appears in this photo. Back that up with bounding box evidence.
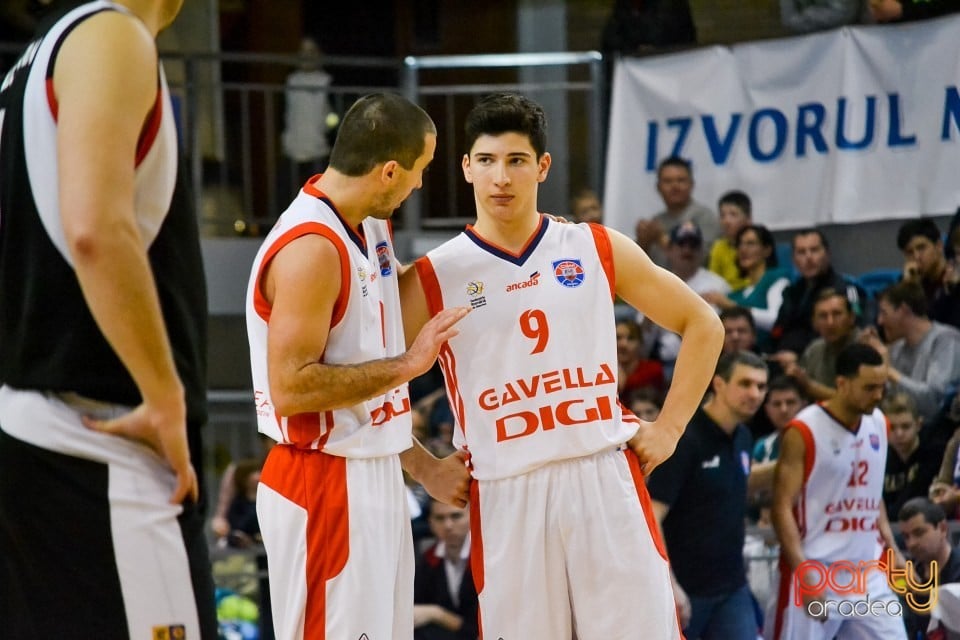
[161,49,606,253]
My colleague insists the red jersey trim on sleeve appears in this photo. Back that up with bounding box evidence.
[414,256,444,318]
[253,222,352,330]
[588,223,616,301]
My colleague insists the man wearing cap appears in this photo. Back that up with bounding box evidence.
[651,221,730,380]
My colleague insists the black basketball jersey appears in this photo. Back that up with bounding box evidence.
[0,1,208,423]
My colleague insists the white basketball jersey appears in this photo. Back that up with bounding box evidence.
[788,403,890,563]
[416,217,639,480]
[246,177,411,457]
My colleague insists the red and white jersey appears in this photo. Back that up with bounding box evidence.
[246,177,411,457]
[788,403,890,564]
[415,217,639,480]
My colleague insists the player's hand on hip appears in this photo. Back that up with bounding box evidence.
[627,420,680,476]
[405,306,470,376]
[421,449,471,508]
[83,397,198,505]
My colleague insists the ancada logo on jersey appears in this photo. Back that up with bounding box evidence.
[375,241,392,276]
[869,433,880,451]
[506,271,541,293]
[552,259,584,288]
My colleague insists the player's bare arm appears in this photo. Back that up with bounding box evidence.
[265,234,468,415]
[772,426,825,616]
[772,427,808,572]
[397,263,473,506]
[877,501,906,568]
[400,440,470,508]
[57,12,195,504]
[605,228,724,472]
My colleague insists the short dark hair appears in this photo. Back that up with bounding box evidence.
[878,280,928,317]
[616,318,642,341]
[792,228,829,251]
[736,224,778,269]
[881,391,919,418]
[626,386,663,410]
[464,93,547,158]
[897,218,942,251]
[812,287,853,315]
[328,93,436,176]
[714,350,767,383]
[898,496,946,527]
[835,343,884,379]
[766,374,804,399]
[720,306,757,333]
[718,190,752,217]
[657,156,693,180]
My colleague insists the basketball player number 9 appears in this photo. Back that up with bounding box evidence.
[519,308,549,355]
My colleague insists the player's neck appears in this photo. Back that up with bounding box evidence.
[823,399,860,431]
[314,171,372,230]
[472,210,541,253]
[702,400,739,435]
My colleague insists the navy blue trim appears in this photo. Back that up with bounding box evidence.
[462,216,549,267]
[319,196,366,252]
[817,403,862,435]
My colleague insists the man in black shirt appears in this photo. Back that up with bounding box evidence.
[898,498,960,639]
[648,351,769,640]
[771,228,864,355]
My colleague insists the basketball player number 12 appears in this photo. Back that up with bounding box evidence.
[519,308,549,354]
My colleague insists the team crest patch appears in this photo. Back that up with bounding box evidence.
[869,433,880,451]
[552,259,585,288]
[152,624,186,640]
[741,451,751,476]
[466,281,487,309]
[375,241,392,276]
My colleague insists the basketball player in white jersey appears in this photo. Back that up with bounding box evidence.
[0,1,218,637]
[247,93,471,639]
[770,343,907,639]
[399,93,725,638]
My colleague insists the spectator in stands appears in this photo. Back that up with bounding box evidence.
[930,393,960,517]
[870,0,959,22]
[708,190,752,290]
[616,318,665,401]
[897,498,960,640]
[569,187,604,224]
[224,458,263,549]
[752,376,806,465]
[627,386,663,422]
[771,228,864,355]
[648,351,770,640]
[211,435,275,542]
[862,280,960,422]
[704,224,791,352]
[779,0,862,33]
[720,306,758,355]
[665,221,730,301]
[414,500,478,640]
[773,287,861,401]
[653,221,730,380]
[600,0,697,54]
[635,157,720,266]
[898,217,960,328]
[883,393,942,521]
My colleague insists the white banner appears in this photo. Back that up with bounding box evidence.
[603,15,960,236]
